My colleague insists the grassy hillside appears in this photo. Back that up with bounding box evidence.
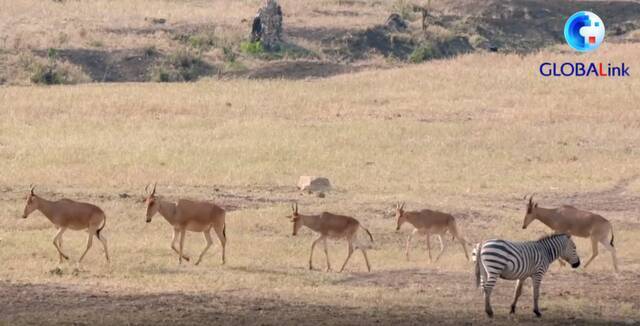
[1,43,639,324]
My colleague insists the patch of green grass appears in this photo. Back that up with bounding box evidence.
[409,42,440,63]
[240,41,264,55]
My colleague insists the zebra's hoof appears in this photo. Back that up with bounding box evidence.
[534,310,541,317]
[510,306,516,314]
[486,310,494,318]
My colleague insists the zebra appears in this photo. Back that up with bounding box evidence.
[473,234,580,318]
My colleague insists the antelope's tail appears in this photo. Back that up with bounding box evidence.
[610,223,615,247]
[474,242,482,288]
[96,215,106,239]
[361,225,374,243]
[223,222,227,239]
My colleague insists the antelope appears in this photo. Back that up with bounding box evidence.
[288,203,373,272]
[21,185,110,264]
[144,184,226,265]
[522,195,618,272]
[395,202,469,262]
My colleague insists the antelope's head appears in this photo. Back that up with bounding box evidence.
[22,185,38,219]
[522,195,538,229]
[395,202,406,231]
[144,183,159,223]
[288,203,303,236]
[559,235,580,268]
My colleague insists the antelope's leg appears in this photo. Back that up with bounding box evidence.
[171,228,190,261]
[435,234,447,262]
[96,233,110,263]
[583,237,600,269]
[510,279,524,314]
[309,235,324,270]
[532,274,542,317]
[178,228,186,265]
[78,229,95,263]
[361,249,371,272]
[458,237,470,261]
[57,236,64,263]
[599,238,619,272]
[323,237,331,271]
[405,229,418,261]
[426,233,432,261]
[339,241,355,273]
[195,230,213,266]
[53,227,69,261]
[213,224,226,265]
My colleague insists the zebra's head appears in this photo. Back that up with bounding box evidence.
[559,235,581,268]
[522,195,538,229]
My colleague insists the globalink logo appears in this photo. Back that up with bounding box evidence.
[564,11,605,52]
[539,11,630,77]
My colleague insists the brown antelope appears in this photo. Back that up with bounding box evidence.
[522,195,618,272]
[395,202,469,262]
[288,203,373,272]
[144,184,226,265]
[21,186,110,264]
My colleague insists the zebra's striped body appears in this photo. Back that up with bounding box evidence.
[474,234,580,318]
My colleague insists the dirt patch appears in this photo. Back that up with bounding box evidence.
[1,278,636,325]
[33,48,160,82]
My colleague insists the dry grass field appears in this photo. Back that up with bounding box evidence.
[1,39,640,324]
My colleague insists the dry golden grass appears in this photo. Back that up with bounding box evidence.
[1,43,640,324]
[0,0,407,52]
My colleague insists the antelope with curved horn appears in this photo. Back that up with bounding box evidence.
[395,202,470,262]
[522,195,618,272]
[21,185,110,264]
[144,184,226,265]
[287,203,373,272]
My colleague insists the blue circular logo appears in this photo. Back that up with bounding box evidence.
[564,11,605,52]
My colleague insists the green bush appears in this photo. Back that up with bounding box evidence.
[150,49,211,82]
[409,43,441,63]
[240,41,264,55]
[30,63,64,84]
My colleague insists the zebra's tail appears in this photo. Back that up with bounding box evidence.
[473,242,482,288]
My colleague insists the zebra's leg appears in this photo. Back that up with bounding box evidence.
[599,238,619,272]
[510,279,525,314]
[483,278,496,318]
[583,237,600,270]
[435,234,447,262]
[532,275,543,317]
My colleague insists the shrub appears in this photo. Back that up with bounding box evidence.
[409,42,441,63]
[150,48,212,82]
[240,41,264,55]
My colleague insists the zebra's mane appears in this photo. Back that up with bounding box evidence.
[536,233,568,241]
